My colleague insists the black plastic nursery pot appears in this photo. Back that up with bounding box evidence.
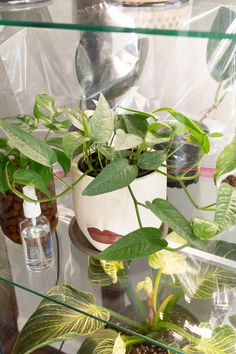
[155,122,209,189]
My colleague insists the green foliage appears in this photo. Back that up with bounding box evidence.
[138,151,166,170]
[214,183,236,232]
[146,199,205,250]
[114,129,143,151]
[214,134,236,181]
[13,169,51,198]
[88,94,114,143]
[88,257,123,285]
[183,323,236,354]
[78,330,126,354]
[83,158,138,196]
[0,121,57,167]
[98,227,167,261]
[12,285,110,354]
[192,218,218,240]
[63,132,89,158]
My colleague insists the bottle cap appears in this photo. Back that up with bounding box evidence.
[22,186,41,219]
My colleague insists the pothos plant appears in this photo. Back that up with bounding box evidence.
[12,242,236,354]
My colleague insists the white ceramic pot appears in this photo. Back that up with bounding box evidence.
[72,156,167,251]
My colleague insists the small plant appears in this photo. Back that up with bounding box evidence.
[12,247,236,353]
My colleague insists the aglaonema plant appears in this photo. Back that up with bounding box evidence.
[12,246,236,354]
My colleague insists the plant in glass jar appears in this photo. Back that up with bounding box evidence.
[0,94,73,243]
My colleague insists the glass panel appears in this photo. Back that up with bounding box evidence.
[0,25,236,353]
[0,0,235,39]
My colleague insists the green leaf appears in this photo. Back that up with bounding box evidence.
[207,7,236,82]
[98,227,167,261]
[12,285,110,354]
[208,132,224,138]
[214,134,236,180]
[13,169,51,197]
[154,108,210,154]
[78,330,126,354]
[88,257,112,286]
[214,183,236,233]
[54,149,71,176]
[146,199,205,250]
[0,154,9,194]
[138,151,166,170]
[136,277,153,297]
[183,323,236,354]
[88,94,114,143]
[149,250,187,275]
[0,121,57,167]
[192,218,218,240]
[66,111,84,131]
[97,146,118,161]
[30,161,53,187]
[185,263,236,300]
[83,158,138,196]
[63,132,89,158]
[124,114,148,139]
[146,130,171,145]
[0,138,8,148]
[46,136,63,149]
[114,129,143,151]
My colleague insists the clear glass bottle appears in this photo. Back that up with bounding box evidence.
[20,186,55,272]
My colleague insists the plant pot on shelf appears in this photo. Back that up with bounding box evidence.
[109,0,192,30]
[156,122,209,189]
[71,155,167,252]
[0,180,58,244]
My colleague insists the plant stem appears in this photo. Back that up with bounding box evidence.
[128,185,143,228]
[106,308,143,330]
[157,167,200,181]
[97,149,104,170]
[44,129,51,141]
[200,82,227,122]
[178,179,216,212]
[165,290,184,320]
[53,173,73,190]
[119,262,148,322]
[6,164,91,203]
[166,245,188,252]
[152,269,162,313]
[159,321,199,345]
[167,137,190,159]
[153,294,174,329]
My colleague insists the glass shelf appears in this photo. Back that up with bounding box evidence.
[0,0,235,40]
[1,198,236,353]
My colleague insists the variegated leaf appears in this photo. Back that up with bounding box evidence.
[88,257,123,285]
[88,94,114,143]
[179,260,236,299]
[114,129,143,151]
[136,277,153,297]
[101,260,124,284]
[149,250,187,275]
[12,285,110,354]
[184,323,236,354]
[214,183,236,233]
[78,329,126,354]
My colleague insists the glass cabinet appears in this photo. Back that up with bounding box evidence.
[1,1,236,353]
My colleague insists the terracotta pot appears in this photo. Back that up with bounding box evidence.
[0,180,58,244]
[72,155,167,251]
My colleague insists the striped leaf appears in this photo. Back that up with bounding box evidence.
[149,250,187,275]
[214,183,236,233]
[78,329,126,354]
[12,285,110,354]
[88,257,123,285]
[114,129,143,151]
[179,260,236,299]
[184,323,236,354]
